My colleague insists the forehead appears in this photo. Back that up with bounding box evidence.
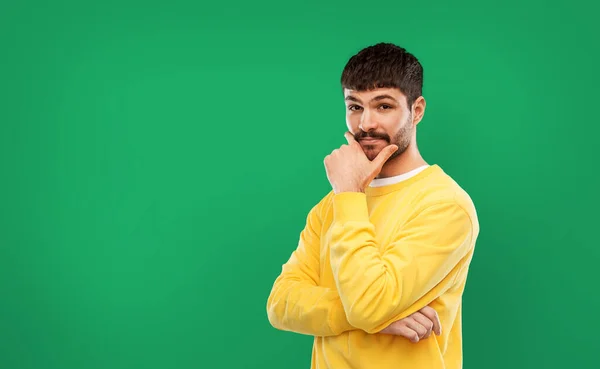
[343,87,407,104]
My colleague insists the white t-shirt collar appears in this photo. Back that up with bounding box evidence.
[369,165,430,188]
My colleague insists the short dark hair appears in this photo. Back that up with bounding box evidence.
[340,43,423,108]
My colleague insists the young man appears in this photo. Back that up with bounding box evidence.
[266,43,479,369]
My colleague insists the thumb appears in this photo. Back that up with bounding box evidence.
[372,144,398,169]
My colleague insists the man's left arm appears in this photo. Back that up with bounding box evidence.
[328,191,475,334]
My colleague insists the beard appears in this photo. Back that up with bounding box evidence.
[354,112,413,161]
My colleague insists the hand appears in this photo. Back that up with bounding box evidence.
[378,306,442,343]
[324,132,398,194]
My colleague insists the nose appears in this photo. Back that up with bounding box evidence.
[358,109,379,132]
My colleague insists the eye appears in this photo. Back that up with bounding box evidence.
[378,104,393,110]
[348,105,363,111]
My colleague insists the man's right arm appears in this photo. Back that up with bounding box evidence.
[266,200,355,337]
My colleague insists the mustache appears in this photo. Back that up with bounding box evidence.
[354,131,391,142]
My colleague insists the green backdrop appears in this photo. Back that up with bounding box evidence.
[1,1,598,368]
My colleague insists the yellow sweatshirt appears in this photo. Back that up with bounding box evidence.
[266,164,479,369]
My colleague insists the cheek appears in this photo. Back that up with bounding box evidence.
[378,111,405,131]
[345,114,358,131]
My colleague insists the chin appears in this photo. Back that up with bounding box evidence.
[362,147,380,161]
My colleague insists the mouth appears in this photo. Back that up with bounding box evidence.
[359,138,386,144]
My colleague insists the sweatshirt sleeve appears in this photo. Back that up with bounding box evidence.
[266,202,355,337]
[329,191,475,334]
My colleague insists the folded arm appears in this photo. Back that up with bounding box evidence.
[329,192,476,334]
[266,202,355,337]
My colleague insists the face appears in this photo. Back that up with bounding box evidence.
[344,87,424,161]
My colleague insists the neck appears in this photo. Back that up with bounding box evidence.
[376,144,428,179]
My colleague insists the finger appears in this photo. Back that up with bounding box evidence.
[411,312,434,338]
[371,144,398,169]
[392,325,420,343]
[344,131,360,147]
[405,319,428,339]
[419,306,442,336]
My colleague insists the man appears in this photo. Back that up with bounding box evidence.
[266,42,479,369]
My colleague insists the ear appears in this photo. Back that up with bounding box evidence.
[411,96,426,126]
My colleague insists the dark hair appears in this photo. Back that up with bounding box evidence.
[340,43,423,108]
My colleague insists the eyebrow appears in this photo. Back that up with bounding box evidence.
[345,94,398,103]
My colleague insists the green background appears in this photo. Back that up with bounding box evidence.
[1,0,598,368]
